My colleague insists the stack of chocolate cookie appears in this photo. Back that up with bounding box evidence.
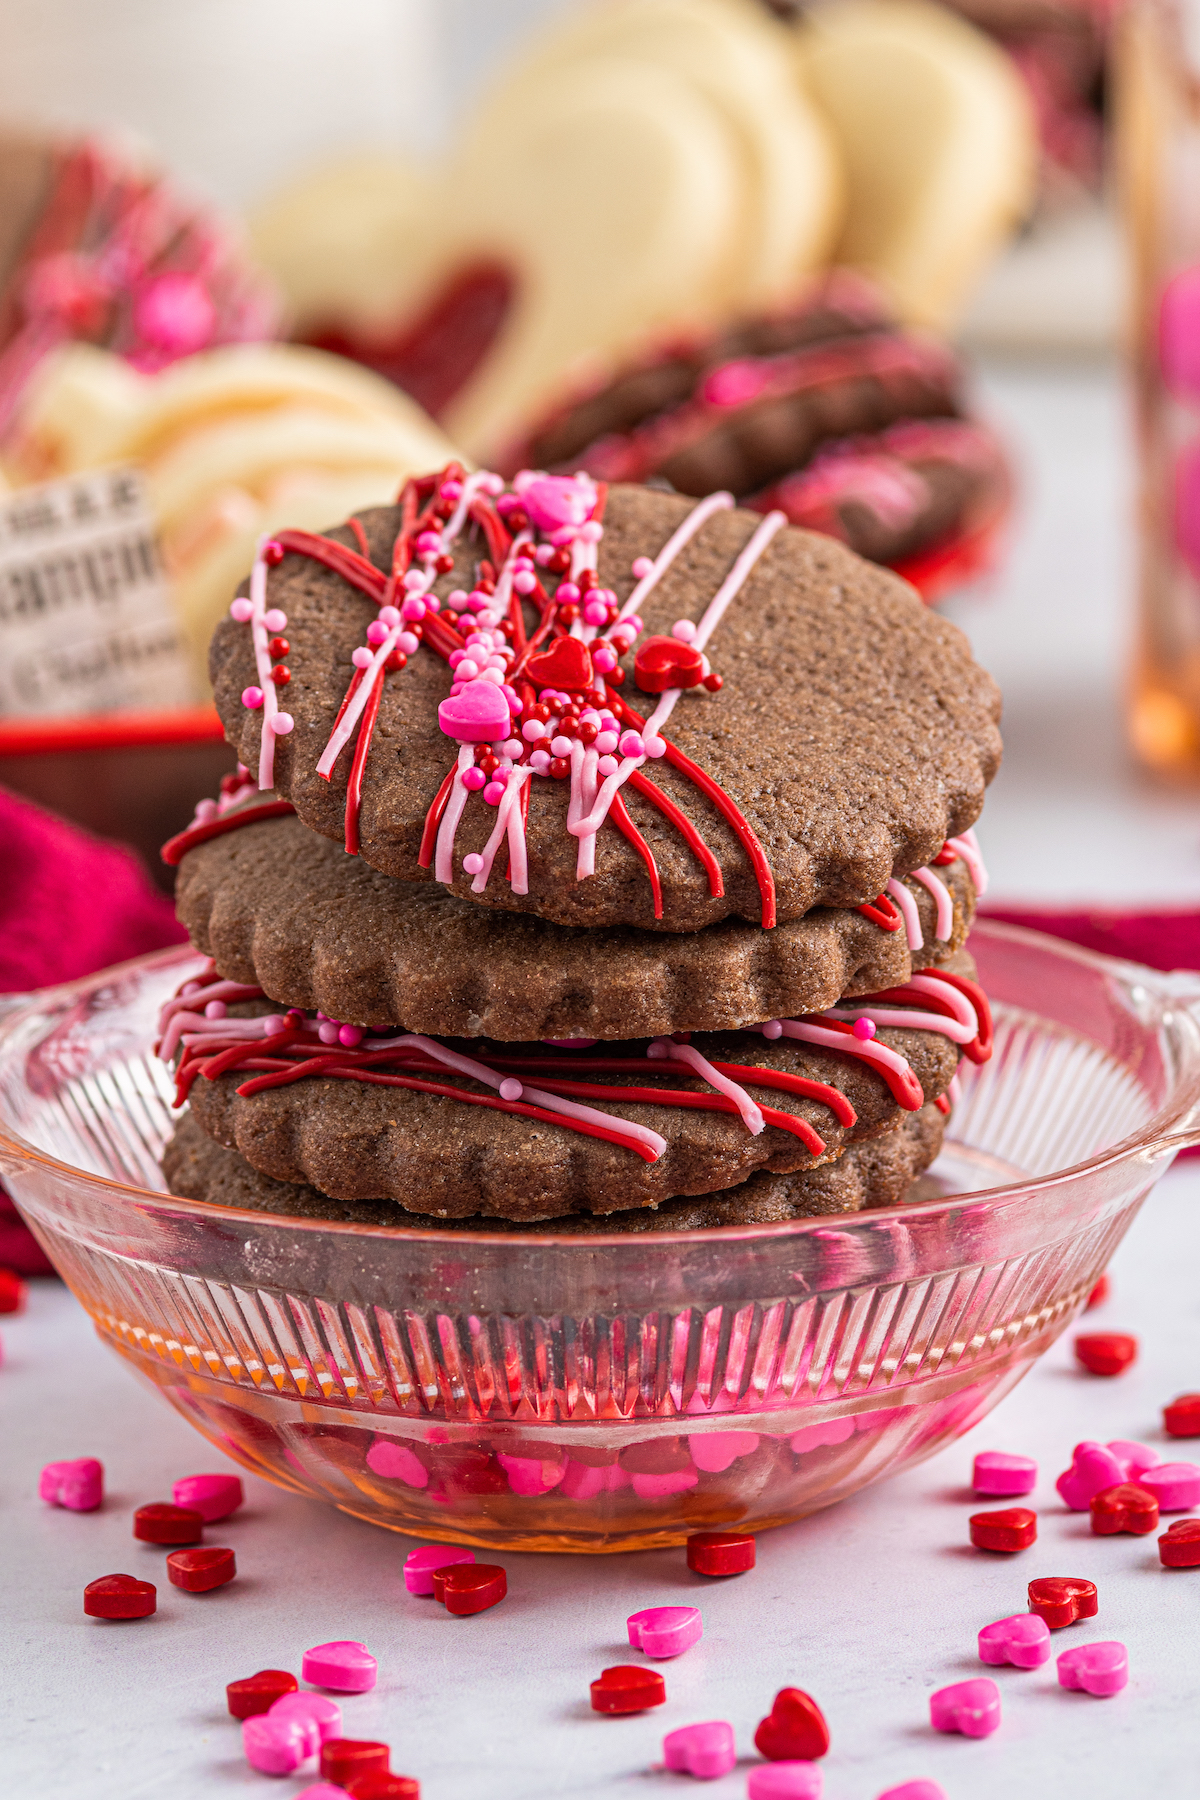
[159,470,1001,1234]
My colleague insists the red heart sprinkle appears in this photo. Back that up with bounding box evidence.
[1159,1519,1200,1567]
[753,1688,830,1761]
[1074,1332,1138,1376]
[133,1502,205,1545]
[83,1573,156,1619]
[1027,1577,1098,1629]
[320,1740,391,1785]
[1090,1482,1159,1536]
[633,635,705,695]
[166,1545,237,1591]
[686,1531,756,1577]
[226,1669,298,1719]
[524,637,594,692]
[969,1507,1038,1552]
[345,1776,420,1800]
[1163,1394,1200,1437]
[433,1562,507,1615]
[589,1665,667,1714]
[1085,1272,1111,1309]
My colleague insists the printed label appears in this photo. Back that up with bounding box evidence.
[0,465,194,717]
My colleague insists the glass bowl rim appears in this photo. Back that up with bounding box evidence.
[1,920,1199,1249]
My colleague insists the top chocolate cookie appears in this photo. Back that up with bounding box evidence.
[209,471,1000,932]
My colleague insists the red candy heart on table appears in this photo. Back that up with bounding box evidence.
[1163,1394,1200,1437]
[754,1689,830,1761]
[346,1777,420,1800]
[1159,1519,1200,1567]
[1089,1482,1159,1536]
[969,1507,1037,1552]
[83,1573,156,1619]
[634,635,705,694]
[226,1670,298,1719]
[686,1530,757,1577]
[166,1545,237,1591]
[0,1266,25,1313]
[133,1502,204,1544]
[432,1562,507,1615]
[321,1740,391,1785]
[590,1665,667,1714]
[1074,1332,1138,1376]
[1027,1577,1098,1629]
[1085,1272,1111,1309]
[524,636,594,692]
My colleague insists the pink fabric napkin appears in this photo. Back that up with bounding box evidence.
[0,786,187,1272]
[981,905,1200,975]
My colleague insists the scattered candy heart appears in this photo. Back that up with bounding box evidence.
[302,1641,378,1692]
[747,1764,824,1799]
[133,1502,204,1544]
[1074,1332,1137,1376]
[270,1693,343,1743]
[83,1573,156,1619]
[433,1563,507,1616]
[404,1545,474,1594]
[686,1531,756,1576]
[876,1786,947,1800]
[437,680,512,743]
[1056,1441,1126,1510]
[243,1713,312,1776]
[590,1666,666,1714]
[344,1776,420,1799]
[972,1451,1036,1496]
[172,1472,243,1521]
[523,636,594,692]
[969,1507,1037,1552]
[295,1786,350,1800]
[0,1266,25,1312]
[1107,1439,1159,1481]
[227,1669,298,1719]
[929,1678,1001,1738]
[753,1689,830,1761]
[977,1612,1052,1668]
[39,1457,103,1511]
[1085,1272,1111,1309]
[1159,1519,1200,1567]
[1089,1483,1159,1537]
[1056,1641,1129,1696]
[1138,1461,1200,1511]
[627,1606,703,1658]
[1163,1393,1200,1437]
[321,1740,391,1785]
[1027,1577,1098,1629]
[662,1721,736,1779]
[166,1545,237,1591]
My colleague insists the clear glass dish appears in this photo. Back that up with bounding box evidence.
[1,921,1198,1553]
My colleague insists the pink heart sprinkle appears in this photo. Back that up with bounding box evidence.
[300,1640,377,1692]
[1057,1641,1129,1696]
[747,1762,824,1799]
[367,1439,429,1488]
[171,1472,243,1522]
[496,1451,567,1495]
[688,1431,760,1474]
[978,1612,1052,1669]
[1138,1461,1200,1511]
[268,1693,342,1744]
[628,1606,703,1659]
[437,678,512,743]
[790,1420,855,1454]
[517,475,592,532]
[39,1457,103,1512]
[404,1544,474,1595]
[629,1469,699,1500]
[972,1451,1037,1496]
[929,1678,1001,1737]
[662,1721,736,1779]
[1056,1441,1126,1511]
[243,1714,311,1775]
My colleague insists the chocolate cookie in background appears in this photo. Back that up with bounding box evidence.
[502,275,1010,594]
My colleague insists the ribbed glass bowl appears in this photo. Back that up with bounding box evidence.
[1,921,1198,1552]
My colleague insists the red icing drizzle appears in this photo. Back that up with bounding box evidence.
[857,893,903,932]
[160,799,295,867]
[609,789,663,920]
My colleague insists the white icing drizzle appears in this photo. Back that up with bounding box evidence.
[648,1038,764,1135]
[434,744,477,883]
[945,827,987,897]
[248,543,283,792]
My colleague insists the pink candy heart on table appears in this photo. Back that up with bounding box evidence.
[301,1640,378,1692]
[268,1693,342,1743]
[437,678,512,743]
[978,1613,1052,1669]
[628,1606,703,1658]
[877,1785,947,1800]
[172,1472,243,1522]
[243,1714,312,1775]
[747,1762,824,1798]
[1108,1440,1160,1481]
[929,1678,1001,1738]
[1056,1442,1126,1510]
[662,1721,736,1779]
[1138,1461,1200,1511]
[972,1451,1037,1496]
[39,1457,103,1511]
[404,1544,474,1595]
[295,1787,353,1800]
[1057,1641,1129,1697]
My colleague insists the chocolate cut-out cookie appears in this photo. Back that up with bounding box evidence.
[208,482,1000,932]
[181,1016,959,1220]
[162,1102,946,1230]
[174,806,977,1040]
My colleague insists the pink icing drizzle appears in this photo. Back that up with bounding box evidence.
[885,877,924,951]
[910,864,954,941]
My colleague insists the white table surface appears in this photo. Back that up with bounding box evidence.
[5,357,1200,1800]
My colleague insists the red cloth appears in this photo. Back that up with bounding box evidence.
[0,786,187,1272]
[980,906,1200,975]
